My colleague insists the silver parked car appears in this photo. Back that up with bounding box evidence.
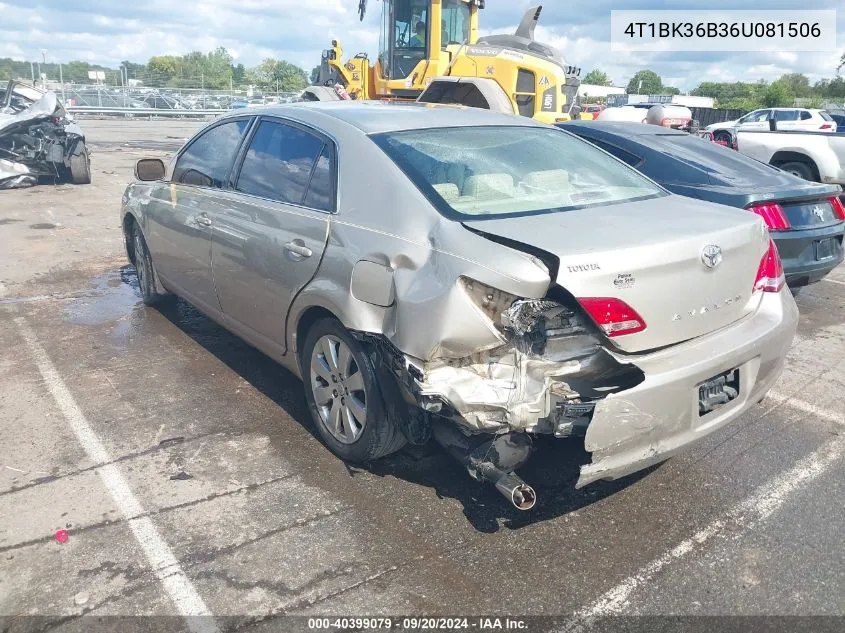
[122,102,798,510]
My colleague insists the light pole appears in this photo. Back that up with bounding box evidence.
[40,49,47,87]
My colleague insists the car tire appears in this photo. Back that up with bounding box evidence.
[69,142,92,185]
[301,318,407,462]
[132,226,169,306]
[777,160,817,182]
[713,130,733,144]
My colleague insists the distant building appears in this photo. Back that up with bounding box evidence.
[579,84,626,100]
[608,94,715,108]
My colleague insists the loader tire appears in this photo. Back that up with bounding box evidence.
[302,86,341,102]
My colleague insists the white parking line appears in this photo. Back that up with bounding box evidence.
[14,317,218,633]
[822,277,845,286]
[566,395,845,626]
[765,390,845,427]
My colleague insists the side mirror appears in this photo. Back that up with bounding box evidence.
[135,158,166,181]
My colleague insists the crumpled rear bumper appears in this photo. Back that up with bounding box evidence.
[577,289,799,488]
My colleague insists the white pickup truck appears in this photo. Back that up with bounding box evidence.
[736,130,845,185]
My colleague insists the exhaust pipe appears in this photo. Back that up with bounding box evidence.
[475,461,537,511]
[432,421,537,510]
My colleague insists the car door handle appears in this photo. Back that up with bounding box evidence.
[193,214,212,227]
[284,241,313,259]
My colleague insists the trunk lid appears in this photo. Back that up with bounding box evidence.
[463,195,770,353]
[771,193,842,229]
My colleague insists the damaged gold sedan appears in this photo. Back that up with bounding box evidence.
[121,102,798,510]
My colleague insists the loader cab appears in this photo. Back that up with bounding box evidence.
[378,0,476,85]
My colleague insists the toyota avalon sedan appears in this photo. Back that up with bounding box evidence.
[560,121,845,291]
[122,102,798,510]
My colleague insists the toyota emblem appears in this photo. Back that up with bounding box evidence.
[701,245,722,269]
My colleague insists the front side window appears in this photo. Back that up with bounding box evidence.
[173,119,250,188]
[373,126,666,220]
[441,0,471,47]
[742,109,770,123]
[235,120,325,206]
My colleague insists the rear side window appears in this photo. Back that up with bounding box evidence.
[173,120,250,187]
[303,145,335,212]
[236,120,325,206]
[587,139,643,168]
[775,110,799,121]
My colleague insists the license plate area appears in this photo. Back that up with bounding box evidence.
[698,369,740,416]
[815,237,837,261]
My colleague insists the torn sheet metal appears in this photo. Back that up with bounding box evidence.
[417,299,643,433]
[0,158,35,189]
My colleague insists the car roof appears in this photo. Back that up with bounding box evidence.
[560,121,688,136]
[219,101,543,135]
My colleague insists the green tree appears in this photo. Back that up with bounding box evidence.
[763,82,792,107]
[583,69,611,86]
[249,58,308,92]
[147,55,179,85]
[203,47,234,89]
[626,69,662,95]
[232,63,246,85]
[772,73,810,98]
[813,77,845,101]
[664,86,681,95]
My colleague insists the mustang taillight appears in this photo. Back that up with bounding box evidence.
[746,202,790,231]
[829,196,845,221]
[753,238,785,294]
[577,297,646,337]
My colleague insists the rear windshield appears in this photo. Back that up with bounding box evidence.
[371,125,666,220]
[650,132,781,181]
[820,111,834,121]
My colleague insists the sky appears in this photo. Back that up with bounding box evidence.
[1,0,843,90]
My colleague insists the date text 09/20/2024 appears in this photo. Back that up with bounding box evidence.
[307,617,529,630]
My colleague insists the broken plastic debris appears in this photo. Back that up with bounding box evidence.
[502,299,565,335]
[54,529,69,544]
[74,591,89,606]
[169,471,193,481]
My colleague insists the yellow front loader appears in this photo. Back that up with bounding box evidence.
[303,1,583,124]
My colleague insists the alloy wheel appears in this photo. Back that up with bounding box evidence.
[309,335,368,444]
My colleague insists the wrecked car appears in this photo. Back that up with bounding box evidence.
[121,102,799,510]
[0,80,91,189]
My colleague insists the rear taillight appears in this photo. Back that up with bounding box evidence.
[820,124,833,130]
[830,196,845,220]
[753,238,785,294]
[746,202,790,231]
[577,298,646,337]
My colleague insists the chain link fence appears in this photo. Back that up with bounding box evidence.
[21,68,303,117]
